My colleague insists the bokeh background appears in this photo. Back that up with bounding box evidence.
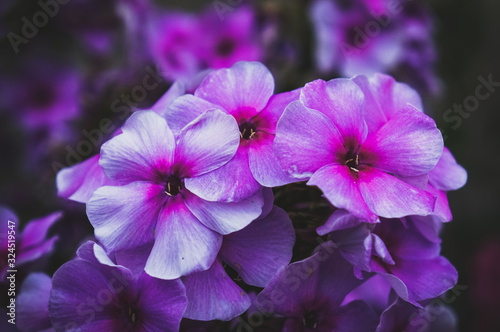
[1,0,499,331]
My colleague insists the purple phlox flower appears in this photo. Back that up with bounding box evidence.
[0,60,81,142]
[274,76,443,222]
[254,243,379,331]
[310,0,438,94]
[165,61,300,202]
[17,272,54,332]
[49,241,187,332]
[376,297,458,332]
[0,207,60,279]
[353,73,467,221]
[319,210,458,306]
[86,108,265,280]
[148,5,262,82]
[56,77,191,203]
[183,189,295,321]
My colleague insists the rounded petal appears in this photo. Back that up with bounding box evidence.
[359,167,436,218]
[248,132,296,187]
[176,109,240,177]
[99,111,175,183]
[183,189,263,235]
[300,78,367,143]
[194,61,274,113]
[164,94,221,135]
[220,206,295,287]
[274,101,344,179]
[87,182,164,253]
[17,273,53,332]
[428,147,467,191]
[361,104,444,177]
[136,273,187,331]
[145,199,222,279]
[56,154,115,203]
[183,259,251,321]
[256,89,301,134]
[308,164,377,222]
[184,143,261,202]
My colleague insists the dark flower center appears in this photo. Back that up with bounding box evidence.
[164,175,183,196]
[344,149,359,172]
[127,306,137,324]
[239,121,257,140]
[30,84,56,109]
[303,311,318,329]
[216,38,236,56]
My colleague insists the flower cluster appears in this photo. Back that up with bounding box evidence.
[10,60,466,332]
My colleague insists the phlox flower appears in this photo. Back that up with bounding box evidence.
[49,242,187,332]
[86,109,264,279]
[274,76,443,221]
[165,61,300,202]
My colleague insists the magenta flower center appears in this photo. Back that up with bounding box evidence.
[344,149,360,172]
[164,174,183,196]
[127,306,138,325]
[238,121,257,140]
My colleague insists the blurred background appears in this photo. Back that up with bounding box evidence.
[0,0,499,331]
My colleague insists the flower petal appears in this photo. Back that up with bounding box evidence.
[361,104,443,177]
[256,89,301,134]
[87,182,163,253]
[176,109,240,177]
[184,143,261,202]
[17,273,53,332]
[183,259,251,321]
[136,273,187,331]
[56,154,115,203]
[145,199,222,279]
[164,94,221,135]
[249,132,296,187]
[220,206,295,287]
[333,300,380,332]
[194,61,274,113]
[274,101,344,179]
[99,111,175,183]
[308,164,377,222]
[428,147,467,191]
[359,166,436,218]
[300,78,367,143]
[183,189,263,235]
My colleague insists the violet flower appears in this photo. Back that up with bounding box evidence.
[49,241,187,331]
[148,5,262,82]
[319,210,458,305]
[183,194,295,321]
[0,207,60,280]
[274,76,443,221]
[254,243,379,331]
[56,78,190,203]
[86,109,264,279]
[165,61,300,202]
[310,0,438,94]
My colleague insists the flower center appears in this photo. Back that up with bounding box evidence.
[239,121,257,140]
[164,175,183,196]
[303,311,318,329]
[216,38,236,56]
[344,150,359,173]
